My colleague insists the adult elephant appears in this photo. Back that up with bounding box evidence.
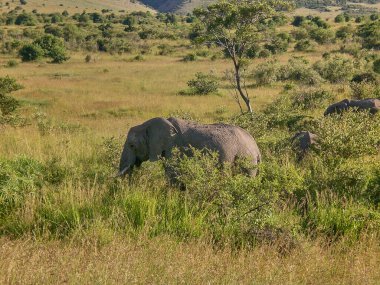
[324,98,380,116]
[117,117,261,179]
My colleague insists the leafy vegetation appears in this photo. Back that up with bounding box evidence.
[179,72,219,95]
[0,0,380,283]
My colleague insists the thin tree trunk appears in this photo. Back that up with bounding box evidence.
[233,61,253,113]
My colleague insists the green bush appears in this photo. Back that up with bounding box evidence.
[374,58,380,74]
[182,53,197,62]
[335,14,345,23]
[279,57,323,85]
[15,13,36,26]
[253,60,281,86]
[291,88,334,110]
[339,42,362,57]
[34,35,69,63]
[258,49,271,58]
[230,112,270,140]
[313,55,356,83]
[0,96,20,116]
[265,33,291,54]
[19,35,69,63]
[336,25,355,40]
[0,76,22,116]
[309,27,334,44]
[262,95,305,130]
[180,72,219,96]
[157,44,174,56]
[311,110,380,159]
[254,58,323,86]
[294,39,315,52]
[6,60,18,68]
[163,148,280,245]
[291,28,309,40]
[357,20,380,49]
[18,43,44,62]
[350,82,380,99]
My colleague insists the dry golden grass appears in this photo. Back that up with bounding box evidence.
[1,52,284,135]
[0,0,153,14]
[292,7,343,20]
[1,236,380,284]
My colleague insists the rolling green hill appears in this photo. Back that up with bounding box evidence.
[138,0,380,13]
[0,0,154,14]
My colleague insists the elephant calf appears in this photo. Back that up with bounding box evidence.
[324,98,380,116]
[118,117,261,179]
[292,131,318,152]
[292,131,318,160]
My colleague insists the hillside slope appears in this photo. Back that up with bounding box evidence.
[0,0,153,13]
[140,0,214,13]
[140,0,380,13]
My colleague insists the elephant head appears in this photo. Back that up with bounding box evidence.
[324,99,350,116]
[117,117,178,177]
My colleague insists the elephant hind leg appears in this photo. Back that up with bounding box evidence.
[232,155,259,177]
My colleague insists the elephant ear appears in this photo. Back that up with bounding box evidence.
[146,118,178,162]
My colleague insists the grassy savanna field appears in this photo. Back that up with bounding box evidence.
[1,51,380,285]
[0,2,380,284]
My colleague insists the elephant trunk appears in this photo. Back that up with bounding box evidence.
[117,144,136,178]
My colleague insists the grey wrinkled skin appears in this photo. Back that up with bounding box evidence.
[118,117,261,179]
[324,98,380,116]
[292,131,318,153]
[292,131,318,160]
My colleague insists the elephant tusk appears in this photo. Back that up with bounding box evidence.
[116,166,130,178]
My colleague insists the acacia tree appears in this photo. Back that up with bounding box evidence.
[193,0,292,113]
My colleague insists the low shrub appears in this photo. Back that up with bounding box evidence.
[279,57,323,85]
[350,82,380,99]
[313,55,356,83]
[182,53,197,62]
[294,39,316,52]
[163,148,280,246]
[0,76,22,117]
[18,43,44,62]
[19,35,69,63]
[6,60,18,68]
[309,27,334,44]
[253,60,281,86]
[157,44,174,56]
[264,33,291,55]
[179,72,219,95]
[311,110,380,159]
[263,94,305,130]
[34,35,69,63]
[374,58,380,74]
[291,88,334,110]
[335,25,355,40]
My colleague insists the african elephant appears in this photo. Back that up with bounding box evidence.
[292,131,318,160]
[324,98,380,116]
[292,131,318,152]
[118,117,261,179]
[323,99,350,116]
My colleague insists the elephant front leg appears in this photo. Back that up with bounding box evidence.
[163,161,186,191]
